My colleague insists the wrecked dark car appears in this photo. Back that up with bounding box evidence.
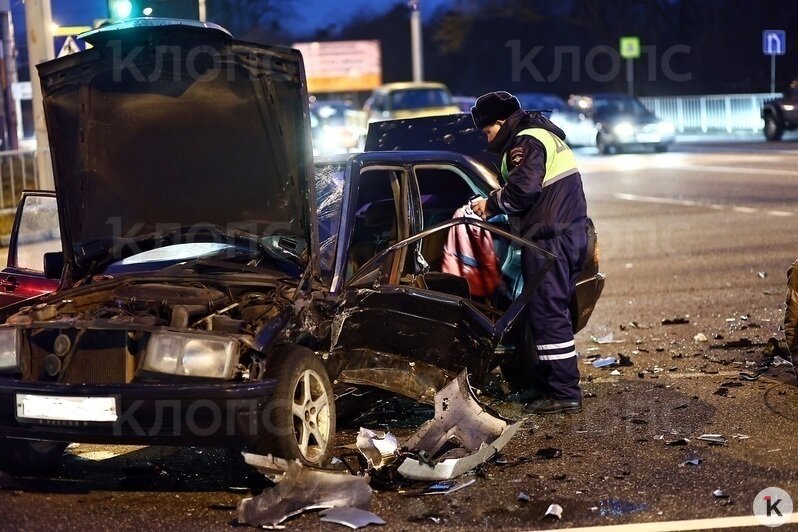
[0,20,603,474]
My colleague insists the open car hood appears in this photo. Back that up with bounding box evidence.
[364,114,501,178]
[37,19,316,280]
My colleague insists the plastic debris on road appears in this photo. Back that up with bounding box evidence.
[662,316,690,325]
[713,489,729,499]
[356,428,399,470]
[592,332,624,345]
[423,478,475,495]
[592,357,618,368]
[319,507,385,529]
[544,504,563,520]
[396,371,521,481]
[665,437,690,446]
[534,447,562,459]
[693,333,708,343]
[237,460,373,528]
[518,492,530,502]
[681,458,702,466]
[697,434,727,445]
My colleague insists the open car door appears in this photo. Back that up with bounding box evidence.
[329,217,554,401]
[0,191,61,309]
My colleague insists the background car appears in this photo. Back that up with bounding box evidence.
[515,92,598,147]
[570,93,676,154]
[762,80,798,141]
[309,99,360,156]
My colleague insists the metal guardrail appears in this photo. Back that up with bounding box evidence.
[0,147,50,215]
[639,93,782,134]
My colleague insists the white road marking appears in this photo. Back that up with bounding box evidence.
[537,513,798,532]
[672,164,798,177]
[614,193,794,217]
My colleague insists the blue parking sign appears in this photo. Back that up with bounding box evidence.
[763,30,786,55]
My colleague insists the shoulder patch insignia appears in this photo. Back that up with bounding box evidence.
[510,146,525,166]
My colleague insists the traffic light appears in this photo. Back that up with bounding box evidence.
[108,0,135,20]
[107,1,199,21]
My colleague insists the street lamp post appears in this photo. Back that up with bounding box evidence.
[408,0,423,82]
[24,0,54,189]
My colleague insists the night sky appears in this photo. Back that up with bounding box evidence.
[33,0,453,35]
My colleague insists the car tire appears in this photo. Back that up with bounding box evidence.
[0,438,67,475]
[596,133,612,155]
[654,144,669,153]
[764,114,784,141]
[256,346,335,467]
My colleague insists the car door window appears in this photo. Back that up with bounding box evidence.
[11,194,61,273]
[346,167,406,282]
[413,165,485,271]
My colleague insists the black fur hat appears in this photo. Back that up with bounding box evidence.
[470,91,521,129]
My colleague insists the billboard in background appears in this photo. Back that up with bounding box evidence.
[293,40,382,93]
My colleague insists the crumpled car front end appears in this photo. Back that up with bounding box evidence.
[0,274,318,451]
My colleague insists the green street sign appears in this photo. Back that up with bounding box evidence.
[620,36,641,59]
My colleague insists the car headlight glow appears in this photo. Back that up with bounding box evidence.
[143,332,237,379]
[657,121,676,135]
[0,327,19,372]
[613,122,635,137]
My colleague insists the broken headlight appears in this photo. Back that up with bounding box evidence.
[0,327,19,373]
[143,332,237,379]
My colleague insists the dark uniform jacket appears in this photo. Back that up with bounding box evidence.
[485,109,588,241]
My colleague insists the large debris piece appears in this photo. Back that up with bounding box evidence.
[395,371,522,481]
[237,460,372,528]
[356,428,399,470]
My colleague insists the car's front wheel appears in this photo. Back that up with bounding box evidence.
[764,114,784,141]
[256,346,335,466]
[0,438,67,475]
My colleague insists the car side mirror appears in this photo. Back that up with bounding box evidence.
[43,252,64,279]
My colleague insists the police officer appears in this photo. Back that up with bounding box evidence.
[470,91,589,414]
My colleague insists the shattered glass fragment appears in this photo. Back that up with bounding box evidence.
[598,499,648,517]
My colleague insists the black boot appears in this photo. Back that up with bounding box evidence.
[524,398,582,415]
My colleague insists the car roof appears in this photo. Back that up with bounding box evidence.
[377,82,451,92]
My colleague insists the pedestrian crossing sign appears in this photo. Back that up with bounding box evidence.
[620,36,640,59]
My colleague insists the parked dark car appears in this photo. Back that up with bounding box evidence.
[0,21,603,474]
[515,93,598,147]
[569,93,675,154]
[762,80,798,141]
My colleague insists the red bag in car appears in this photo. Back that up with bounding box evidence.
[441,207,501,297]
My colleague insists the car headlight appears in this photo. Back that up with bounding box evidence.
[0,327,19,372]
[657,122,676,135]
[143,332,237,379]
[613,122,635,137]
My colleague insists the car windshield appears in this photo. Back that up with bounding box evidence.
[592,96,652,117]
[517,94,567,111]
[315,161,347,284]
[390,88,453,110]
[312,102,351,127]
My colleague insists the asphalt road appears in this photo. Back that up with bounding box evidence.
[2,140,798,531]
